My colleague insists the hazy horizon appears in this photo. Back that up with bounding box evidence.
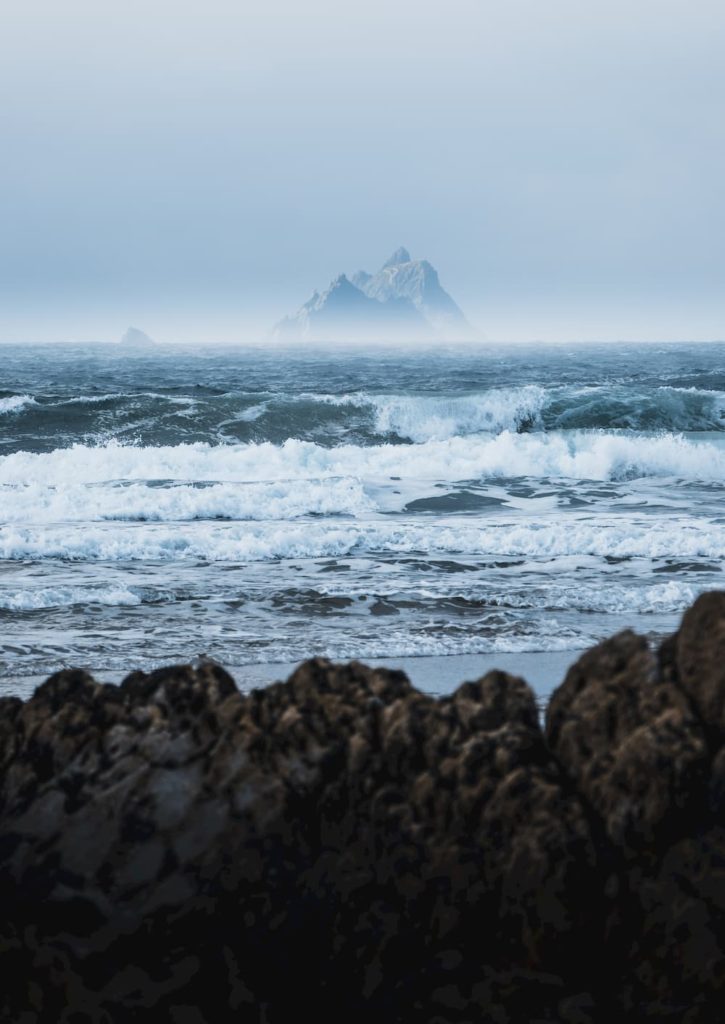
[2,0,724,344]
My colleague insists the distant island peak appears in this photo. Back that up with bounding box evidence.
[274,248,473,342]
[120,327,157,347]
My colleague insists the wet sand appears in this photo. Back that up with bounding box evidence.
[6,650,584,705]
[232,649,583,703]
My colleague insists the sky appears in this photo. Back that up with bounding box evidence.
[1,0,724,343]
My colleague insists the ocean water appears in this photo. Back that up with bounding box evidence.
[0,341,723,691]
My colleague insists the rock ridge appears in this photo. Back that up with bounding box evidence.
[2,593,725,1021]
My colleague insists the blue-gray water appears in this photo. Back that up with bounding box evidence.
[1,342,723,690]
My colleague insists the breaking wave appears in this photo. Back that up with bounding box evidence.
[1,431,724,504]
[318,386,547,439]
[0,585,143,611]
[0,474,372,524]
[1,515,724,562]
[0,395,36,415]
[0,577,699,615]
[2,344,724,681]
[3,384,725,447]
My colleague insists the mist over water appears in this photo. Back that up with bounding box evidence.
[0,341,723,688]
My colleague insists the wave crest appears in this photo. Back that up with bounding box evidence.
[0,395,37,415]
[7,383,725,446]
[0,515,724,562]
[1,430,724,492]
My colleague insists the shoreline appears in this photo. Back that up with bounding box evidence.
[4,649,585,703]
[234,648,584,701]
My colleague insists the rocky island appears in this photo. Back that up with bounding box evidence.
[2,592,725,1021]
[274,247,474,342]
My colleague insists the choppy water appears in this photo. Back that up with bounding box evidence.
[1,341,723,686]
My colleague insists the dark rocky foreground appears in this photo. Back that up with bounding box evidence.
[2,595,725,1022]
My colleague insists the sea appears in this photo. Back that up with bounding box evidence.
[1,341,723,697]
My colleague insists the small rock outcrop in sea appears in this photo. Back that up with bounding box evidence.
[274,248,474,342]
[2,594,725,1021]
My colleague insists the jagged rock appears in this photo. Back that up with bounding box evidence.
[358,248,471,337]
[546,629,708,851]
[2,593,725,1021]
[274,272,430,343]
[675,591,725,736]
[546,596,725,1019]
[0,660,600,1021]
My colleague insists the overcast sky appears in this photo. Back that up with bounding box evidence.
[1,0,724,342]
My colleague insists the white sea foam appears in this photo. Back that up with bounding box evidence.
[0,585,142,610]
[314,386,547,439]
[480,579,699,615]
[272,628,600,660]
[366,387,547,439]
[0,577,696,615]
[0,515,723,562]
[1,431,725,494]
[660,385,725,410]
[234,401,270,422]
[55,391,199,408]
[0,395,36,415]
[0,477,372,524]
[352,577,701,615]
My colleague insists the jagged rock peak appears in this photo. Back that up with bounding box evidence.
[382,247,412,268]
[273,248,473,342]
